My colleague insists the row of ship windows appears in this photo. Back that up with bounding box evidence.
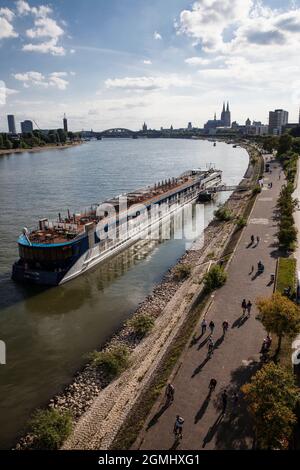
[19,245,73,262]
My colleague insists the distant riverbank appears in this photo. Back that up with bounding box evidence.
[0,141,83,157]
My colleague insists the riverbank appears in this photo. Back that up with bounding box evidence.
[14,141,261,450]
[0,141,83,157]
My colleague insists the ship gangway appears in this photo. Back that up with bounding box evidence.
[204,184,251,194]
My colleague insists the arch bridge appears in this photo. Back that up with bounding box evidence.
[98,128,137,138]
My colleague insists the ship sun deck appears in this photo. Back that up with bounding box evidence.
[26,169,221,246]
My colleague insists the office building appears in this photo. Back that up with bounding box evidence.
[7,114,16,134]
[268,109,289,135]
[21,120,33,134]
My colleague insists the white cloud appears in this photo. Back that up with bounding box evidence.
[16,0,31,16]
[185,57,211,66]
[23,38,65,56]
[0,81,19,106]
[18,1,66,55]
[153,31,162,40]
[177,0,300,54]
[105,75,189,92]
[13,71,70,90]
[26,17,64,39]
[16,1,52,18]
[0,7,15,22]
[0,8,18,39]
[143,59,152,65]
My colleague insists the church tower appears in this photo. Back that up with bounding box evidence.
[224,102,231,127]
[221,102,226,126]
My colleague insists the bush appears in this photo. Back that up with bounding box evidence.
[30,408,73,450]
[252,185,262,196]
[173,264,191,281]
[89,344,130,379]
[203,265,227,292]
[214,206,233,221]
[236,216,247,229]
[127,314,154,338]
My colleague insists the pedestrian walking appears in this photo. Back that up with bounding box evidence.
[241,299,247,314]
[207,337,214,357]
[209,320,215,335]
[256,236,260,244]
[221,390,228,414]
[222,320,229,335]
[165,383,175,405]
[201,319,207,336]
[246,300,252,316]
[173,415,184,439]
[250,234,254,244]
[209,378,217,392]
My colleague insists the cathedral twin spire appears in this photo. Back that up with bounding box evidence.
[221,101,231,127]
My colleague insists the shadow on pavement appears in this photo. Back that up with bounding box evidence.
[190,332,204,347]
[212,362,261,450]
[202,412,224,448]
[214,334,225,350]
[192,356,210,377]
[146,402,170,430]
[195,391,212,424]
[197,336,210,351]
[232,314,249,329]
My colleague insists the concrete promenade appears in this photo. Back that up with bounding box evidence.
[138,157,283,450]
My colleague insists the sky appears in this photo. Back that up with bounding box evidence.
[1,0,300,132]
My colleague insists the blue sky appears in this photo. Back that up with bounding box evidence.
[1,0,300,131]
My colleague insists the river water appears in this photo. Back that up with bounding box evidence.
[0,139,248,448]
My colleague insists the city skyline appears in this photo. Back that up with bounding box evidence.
[1,0,300,131]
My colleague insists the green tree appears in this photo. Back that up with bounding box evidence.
[263,136,279,153]
[256,293,300,354]
[0,133,3,149]
[277,223,298,251]
[278,134,292,156]
[48,130,58,144]
[242,363,298,449]
[290,126,300,138]
[57,128,67,143]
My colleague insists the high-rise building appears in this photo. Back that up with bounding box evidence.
[268,109,289,135]
[142,122,148,132]
[7,114,16,134]
[63,114,68,133]
[21,120,33,134]
[187,122,193,130]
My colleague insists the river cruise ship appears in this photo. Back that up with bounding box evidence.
[12,168,222,286]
